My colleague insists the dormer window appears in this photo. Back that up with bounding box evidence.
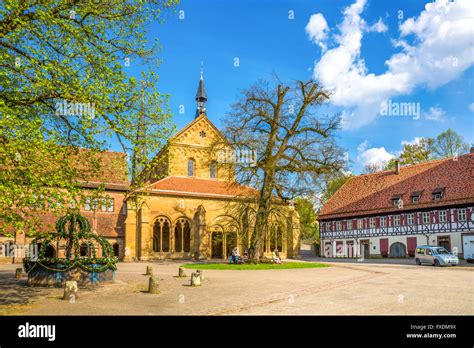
[410,191,421,204]
[432,188,444,201]
[392,195,402,207]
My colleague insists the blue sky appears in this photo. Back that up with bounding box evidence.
[122,0,473,174]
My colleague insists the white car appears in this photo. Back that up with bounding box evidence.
[414,246,459,266]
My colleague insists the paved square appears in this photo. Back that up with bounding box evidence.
[0,261,472,315]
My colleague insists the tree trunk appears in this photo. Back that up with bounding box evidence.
[252,170,275,263]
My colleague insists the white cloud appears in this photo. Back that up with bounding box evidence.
[423,107,446,121]
[357,140,395,166]
[366,18,388,33]
[469,103,474,112]
[305,13,329,50]
[401,137,423,146]
[307,0,474,129]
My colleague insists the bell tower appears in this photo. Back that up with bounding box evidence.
[195,68,207,118]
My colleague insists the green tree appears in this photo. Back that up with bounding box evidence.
[294,197,318,240]
[430,128,470,158]
[320,174,353,205]
[0,1,178,235]
[221,79,346,258]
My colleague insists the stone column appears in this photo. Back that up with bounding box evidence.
[139,202,152,261]
[194,205,208,260]
[124,201,137,262]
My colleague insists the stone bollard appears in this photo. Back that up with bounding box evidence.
[196,269,204,281]
[63,281,78,301]
[178,267,186,277]
[190,272,201,287]
[146,265,153,275]
[15,268,24,279]
[148,276,159,294]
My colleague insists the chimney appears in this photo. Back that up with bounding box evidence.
[470,146,474,154]
[394,159,400,174]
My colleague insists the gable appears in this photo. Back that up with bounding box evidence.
[170,114,228,147]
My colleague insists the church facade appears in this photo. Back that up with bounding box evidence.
[123,76,301,261]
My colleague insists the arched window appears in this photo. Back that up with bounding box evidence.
[187,159,195,177]
[210,161,217,179]
[153,217,170,252]
[174,218,191,252]
[113,243,120,257]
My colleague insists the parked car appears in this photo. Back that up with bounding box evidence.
[414,245,459,266]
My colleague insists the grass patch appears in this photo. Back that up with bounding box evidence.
[181,262,329,270]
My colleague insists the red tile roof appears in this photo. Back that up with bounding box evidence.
[72,149,129,189]
[142,176,258,199]
[318,153,474,220]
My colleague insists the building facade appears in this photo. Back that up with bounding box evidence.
[0,75,301,263]
[318,153,474,259]
[124,75,300,261]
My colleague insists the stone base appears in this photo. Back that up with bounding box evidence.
[27,265,115,287]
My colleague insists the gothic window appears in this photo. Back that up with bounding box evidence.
[174,218,191,252]
[187,158,195,177]
[153,217,171,252]
[210,161,217,179]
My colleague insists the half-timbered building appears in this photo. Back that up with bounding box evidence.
[318,151,474,259]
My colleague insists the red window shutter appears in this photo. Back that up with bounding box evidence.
[434,211,439,223]
[446,209,451,222]
[380,238,389,255]
[401,214,405,226]
[407,237,417,256]
[430,211,434,223]
[321,223,325,232]
[414,213,418,224]
[376,217,380,228]
[353,219,357,229]
[453,209,458,222]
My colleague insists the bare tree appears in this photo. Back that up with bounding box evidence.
[219,79,346,258]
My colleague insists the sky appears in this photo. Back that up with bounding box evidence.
[123,0,473,174]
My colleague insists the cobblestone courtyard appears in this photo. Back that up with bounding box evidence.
[0,260,472,315]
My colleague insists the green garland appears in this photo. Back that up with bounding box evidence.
[24,211,117,274]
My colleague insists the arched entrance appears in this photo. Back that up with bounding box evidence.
[211,231,223,259]
[153,217,171,252]
[390,242,406,258]
[225,232,237,258]
[174,218,191,253]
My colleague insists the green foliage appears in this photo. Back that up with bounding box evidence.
[0,0,178,235]
[320,174,353,205]
[294,197,318,240]
[23,211,117,273]
[430,128,470,158]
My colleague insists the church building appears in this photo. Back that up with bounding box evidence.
[123,73,301,261]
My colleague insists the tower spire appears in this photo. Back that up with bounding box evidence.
[195,63,207,118]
